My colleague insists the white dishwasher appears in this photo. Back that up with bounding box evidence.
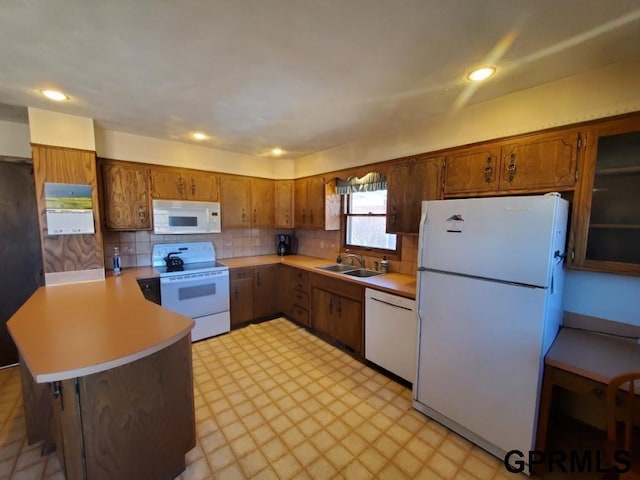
[365,288,417,383]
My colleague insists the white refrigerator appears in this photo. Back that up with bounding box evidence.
[413,194,568,475]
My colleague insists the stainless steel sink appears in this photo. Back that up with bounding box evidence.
[315,264,358,273]
[342,268,383,278]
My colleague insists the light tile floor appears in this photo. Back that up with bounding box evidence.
[1,318,533,479]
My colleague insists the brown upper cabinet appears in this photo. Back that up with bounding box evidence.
[220,176,275,228]
[275,180,294,228]
[442,145,500,195]
[251,179,275,228]
[569,115,640,276]
[444,130,581,197]
[294,177,340,230]
[100,159,152,230]
[150,166,220,202]
[220,176,252,228]
[386,154,443,234]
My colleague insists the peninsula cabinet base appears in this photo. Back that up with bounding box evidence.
[20,335,195,480]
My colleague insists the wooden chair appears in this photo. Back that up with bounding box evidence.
[605,372,640,479]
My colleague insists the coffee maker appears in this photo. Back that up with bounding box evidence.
[276,234,291,256]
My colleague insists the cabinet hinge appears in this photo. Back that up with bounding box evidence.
[574,169,579,182]
[570,249,575,261]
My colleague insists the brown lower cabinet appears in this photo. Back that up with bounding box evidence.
[229,265,364,356]
[21,335,195,480]
[230,265,281,327]
[309,273,364,355]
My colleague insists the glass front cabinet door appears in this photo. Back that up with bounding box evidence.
[570,115,640,275]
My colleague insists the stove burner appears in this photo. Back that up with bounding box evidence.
[166,265,184,273]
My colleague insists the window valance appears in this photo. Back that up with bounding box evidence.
[335,172,387,194]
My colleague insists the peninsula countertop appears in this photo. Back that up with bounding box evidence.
[7,269,194,383]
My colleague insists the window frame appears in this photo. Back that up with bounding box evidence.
[341,190,401,260]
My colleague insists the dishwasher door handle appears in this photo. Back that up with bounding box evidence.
[369,296,413,311]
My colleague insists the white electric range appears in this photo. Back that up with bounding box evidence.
[152,242,230,341]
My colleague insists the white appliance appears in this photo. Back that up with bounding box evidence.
[413,194,568,475]
[365,289,417,383]
[152,242,230,341]
[152,199,221,234]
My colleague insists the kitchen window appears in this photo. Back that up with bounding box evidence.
[342,187,399,256]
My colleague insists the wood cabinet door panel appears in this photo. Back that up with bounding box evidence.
[444,146,500,195]
[387,156,442,234]
[293,179,308,227]
[102,163,151,230]
[275,181,294,228]
[253,264,278,318]
[221,176,251,228]
[569,116,640,275]
[499,131,578,191]
[150,168,185,200]
[311,287,333,337]
[251,179,275,227]
[188,172,219,201]
[333,295,363,355]
[230,270,254,326]
[307,177,326,229]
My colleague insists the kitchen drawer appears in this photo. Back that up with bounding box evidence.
[291,290,309,309]
[230,267,254,281]
[290,305,309,326]
[291,269,309,287]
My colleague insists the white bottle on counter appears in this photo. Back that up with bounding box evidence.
[381,256,389,273]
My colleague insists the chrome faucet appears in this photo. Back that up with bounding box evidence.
[345,253,365,268]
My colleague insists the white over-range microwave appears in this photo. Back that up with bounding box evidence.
[152,199,221,234]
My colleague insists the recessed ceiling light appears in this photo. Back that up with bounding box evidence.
[192,132,207,140]
[467,67,496,82]
[271,147,283,156]
[41,89,68,101]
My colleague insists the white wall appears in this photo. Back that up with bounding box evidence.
[295,57,640,177]
[28,108,96,150]
[563,270,640,326]
[0,120,30,158]
[95,128,295,179]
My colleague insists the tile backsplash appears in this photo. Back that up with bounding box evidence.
[103,228,419,276]
[102,228,294,269]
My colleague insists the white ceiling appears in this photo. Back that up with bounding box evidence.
[1,0,639,159]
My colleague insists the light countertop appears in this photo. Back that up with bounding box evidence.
[8,269,194,383]
[545,327,640,384]
[219,254,417,299]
